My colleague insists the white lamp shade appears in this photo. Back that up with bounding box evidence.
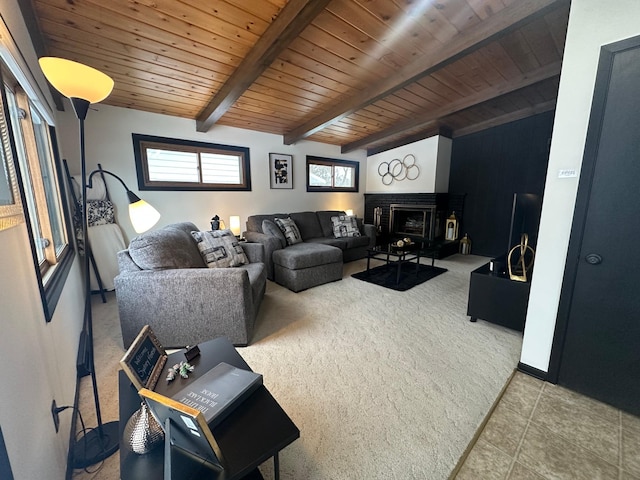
[39,57,114,103]
[229,215,241,236]
[129,200,161,233]
[345,209,354,217]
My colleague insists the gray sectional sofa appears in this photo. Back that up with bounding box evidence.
[115,222,266,348]
[244,211,376,292]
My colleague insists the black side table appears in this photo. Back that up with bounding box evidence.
[119,337,300,480]
[466,260,531,331]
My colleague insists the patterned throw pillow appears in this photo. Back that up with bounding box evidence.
[274,217,303,245]
[331,215,361,238]
[190,229,248,268]
[78,200,116,227]
[262,219,287,248]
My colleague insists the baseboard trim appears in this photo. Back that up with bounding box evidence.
[517,362,548,381]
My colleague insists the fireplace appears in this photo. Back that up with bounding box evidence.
[390,204,441,241]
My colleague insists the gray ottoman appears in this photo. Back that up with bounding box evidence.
[272,243,343,292]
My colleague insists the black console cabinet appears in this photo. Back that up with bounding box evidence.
[466,261,531,332]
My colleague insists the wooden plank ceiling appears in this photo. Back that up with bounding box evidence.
[26,0,570,154]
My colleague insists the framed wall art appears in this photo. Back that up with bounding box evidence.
[269,153,293,189]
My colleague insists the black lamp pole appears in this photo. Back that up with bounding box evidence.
[72,97,119,468]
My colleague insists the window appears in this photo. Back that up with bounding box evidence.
[306,156,359,192]
[0,64,74,321]
[132,134,251,191]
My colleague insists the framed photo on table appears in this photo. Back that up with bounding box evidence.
[120,325,167,391]
[269,153,293,189]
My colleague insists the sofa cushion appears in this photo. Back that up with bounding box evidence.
[191,229,248,268]
[246,214,286,234]
[273,243,342,270]
[262,219,287,249]
[341,235,370,248]
[305,237,349,250]
[289,211,323,240]
[129,224,205,270]
[331,214,361,238]
[274,217,303,245]
[316,210,346,238]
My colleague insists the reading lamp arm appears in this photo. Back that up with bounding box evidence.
[87,169,142,203]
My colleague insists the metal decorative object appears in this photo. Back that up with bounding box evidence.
[508,233,535,282]
[123,402,164,454]
[378,154,420,185]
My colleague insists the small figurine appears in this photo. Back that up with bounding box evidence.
[166,361,195,382]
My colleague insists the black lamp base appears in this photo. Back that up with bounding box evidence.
[72,420,120,469]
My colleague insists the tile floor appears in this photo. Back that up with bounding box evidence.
[452,371,640,480]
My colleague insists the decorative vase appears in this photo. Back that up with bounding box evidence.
[123,401,164,454]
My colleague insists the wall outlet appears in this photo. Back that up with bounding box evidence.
[51,400,60,433]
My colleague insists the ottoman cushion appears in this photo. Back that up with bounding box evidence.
[272,243,342,270]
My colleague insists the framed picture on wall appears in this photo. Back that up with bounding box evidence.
[269,153,293,189]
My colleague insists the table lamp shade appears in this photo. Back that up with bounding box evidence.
[38,57,114,103]
[229,215,241,236]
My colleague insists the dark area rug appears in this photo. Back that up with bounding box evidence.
[352,262,448,291]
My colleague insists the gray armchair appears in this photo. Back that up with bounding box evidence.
[115,222,266,348]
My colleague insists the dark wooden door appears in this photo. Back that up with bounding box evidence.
[552,36,640,415]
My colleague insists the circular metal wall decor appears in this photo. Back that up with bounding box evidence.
[377,154,420,185]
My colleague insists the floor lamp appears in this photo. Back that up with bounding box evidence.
[39,57,159,467]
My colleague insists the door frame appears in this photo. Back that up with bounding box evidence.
[547,34,640,383]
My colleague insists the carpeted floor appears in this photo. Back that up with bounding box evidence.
[73,254,523,480]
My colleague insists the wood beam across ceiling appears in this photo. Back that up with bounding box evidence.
[452,100,556,138]
[283,0,569,146]
[195,0,331,133]
[340,61,562,153]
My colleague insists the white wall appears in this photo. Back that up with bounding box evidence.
[56,105,367,243]
[1,1,85,477]
[365,136,451,194]
[521,0,640,371]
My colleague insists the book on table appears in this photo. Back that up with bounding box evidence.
[171,362,263,427]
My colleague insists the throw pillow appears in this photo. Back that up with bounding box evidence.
[190,229,248,268]
[81,200,116,227]
[274,217,303,246]
[262,219,287,248]
[331,215,361,238]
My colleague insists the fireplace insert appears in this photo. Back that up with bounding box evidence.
[390,204,442,241]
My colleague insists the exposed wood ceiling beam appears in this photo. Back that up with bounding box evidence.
[452,100,556,138]
[341,61,562,153]
[196,0,331,132]
[366,127,452,157]
[283,0,569,146]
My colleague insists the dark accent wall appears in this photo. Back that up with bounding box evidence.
[449,111,554,257]
[0,427,13,480]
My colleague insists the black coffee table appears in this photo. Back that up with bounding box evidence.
[119,337,300,480]
[366,242,435,284]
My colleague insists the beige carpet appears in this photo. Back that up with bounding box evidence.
[73,254,523,480]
